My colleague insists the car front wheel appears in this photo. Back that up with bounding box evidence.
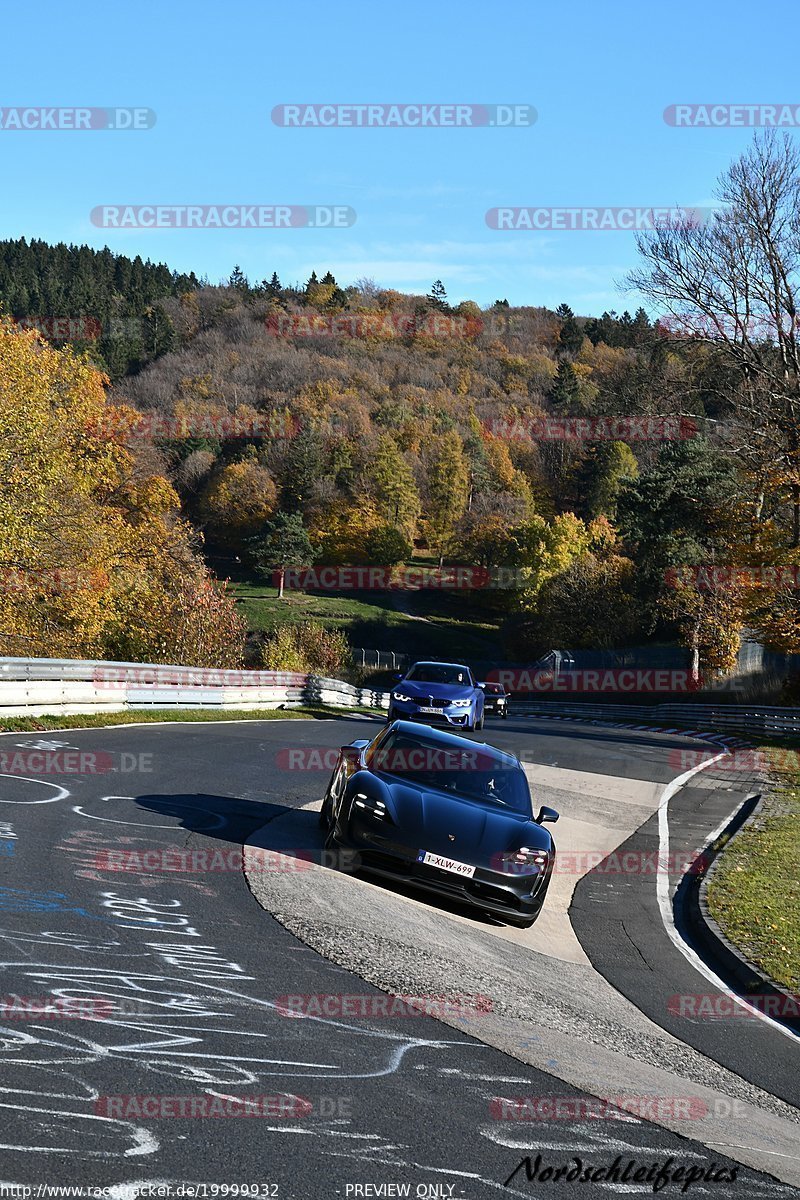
[320,760,347,829]
[318,775,336,829]
[318,795,331,829]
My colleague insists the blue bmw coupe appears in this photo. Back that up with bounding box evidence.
[387,660,485,731]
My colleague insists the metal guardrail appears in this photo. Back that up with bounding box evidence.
[1,657,797,735]
[0,658,390,717]
[514,702,663,721]
[513,700,800,737]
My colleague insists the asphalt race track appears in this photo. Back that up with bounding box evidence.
[0,715,797,1198]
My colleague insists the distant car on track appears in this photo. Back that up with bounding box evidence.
[477,680,510,719]
[387,660,485,731]
[319,719,559,928]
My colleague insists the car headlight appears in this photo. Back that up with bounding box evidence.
[354,792,387,820]
[497,848,549,875]
[392,691,412,702]
[451,698,472,708]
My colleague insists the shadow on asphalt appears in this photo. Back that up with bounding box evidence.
[251,803,513,933]
[133,792,286,845]
[129,708,713,934]
[132,790,515,933]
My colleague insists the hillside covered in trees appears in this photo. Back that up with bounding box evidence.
[0,318,244,666]
[5,135,800,682]
[0,238,199,378]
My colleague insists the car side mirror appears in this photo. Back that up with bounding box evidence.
[536,806,559,824]
[477,682,486,690]
[343,741,370,765]
[390,672,403,683]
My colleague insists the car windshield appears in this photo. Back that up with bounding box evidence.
[405,663,469,686]
[368,729,531,815]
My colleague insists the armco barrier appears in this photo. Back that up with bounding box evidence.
[0,658,390,717]
[0,658,796,735]
[514,700,800,737]
[0,678,129,717]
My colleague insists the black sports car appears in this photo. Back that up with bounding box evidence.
[319,720,558,928]
[477,681,510,718]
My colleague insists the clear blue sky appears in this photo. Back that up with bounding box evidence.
[3,0,796,315]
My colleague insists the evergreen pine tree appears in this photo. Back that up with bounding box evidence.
[228,265,249,293]
[428,280,449,311]
[556,303,584,353]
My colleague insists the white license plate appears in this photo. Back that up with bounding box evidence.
[417,706,442,714]
[417,850,475,877]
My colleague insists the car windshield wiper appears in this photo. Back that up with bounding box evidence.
[434,782,513,806]
[473,792,512,807]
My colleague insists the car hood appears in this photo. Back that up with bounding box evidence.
[375,778,549,860]
[397,682,474,700]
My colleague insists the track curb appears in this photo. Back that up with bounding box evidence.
[674,791,800,1038]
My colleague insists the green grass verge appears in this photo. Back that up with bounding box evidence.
[705,743,800,991]
[231,582,503,662]
[0,707,376,733]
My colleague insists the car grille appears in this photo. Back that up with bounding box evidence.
[467,879,523,911]
[357,851,529,915]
